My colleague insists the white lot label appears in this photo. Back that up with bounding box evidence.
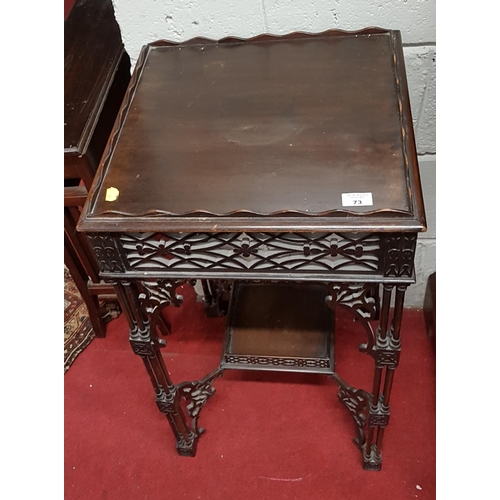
[341,192,373,207]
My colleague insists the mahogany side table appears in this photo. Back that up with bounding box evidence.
[78,28,426,471]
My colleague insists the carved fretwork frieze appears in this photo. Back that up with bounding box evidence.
[384,234,417,277]
[87,233,125,273]
[119,231,381,274]
[369,396,391,427]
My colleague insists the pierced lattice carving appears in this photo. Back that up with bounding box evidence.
[120,232,381,274]
[224,355,330,369]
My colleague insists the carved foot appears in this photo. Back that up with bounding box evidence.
[154,388,201,457]
[176,434,199,457]
[362,444,382,471]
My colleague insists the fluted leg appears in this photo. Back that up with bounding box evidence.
[362,284,407,470]
[327,282,407,470]
[115,281,200,456]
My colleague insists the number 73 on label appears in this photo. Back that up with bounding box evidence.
[341,192,373,207]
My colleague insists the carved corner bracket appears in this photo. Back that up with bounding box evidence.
[176,368,224,436]
[331,373,371,450]
[138,278,196,317]
[325,282,377,353]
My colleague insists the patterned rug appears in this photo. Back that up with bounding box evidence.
[64,266,95,372]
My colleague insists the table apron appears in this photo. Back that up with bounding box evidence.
[86,231,418,282]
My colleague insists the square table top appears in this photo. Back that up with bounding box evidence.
[79,28,426,233]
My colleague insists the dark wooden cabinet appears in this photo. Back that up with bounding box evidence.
[64,0,131,336]
[78,29,426,470]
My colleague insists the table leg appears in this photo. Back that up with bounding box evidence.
[115,280,205,456]
[327,282,407,470]
[363,284,407,470]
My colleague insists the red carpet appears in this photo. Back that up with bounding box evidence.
[65,284,435,500]
[64,0,74,19]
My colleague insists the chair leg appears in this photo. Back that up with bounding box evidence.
[64,231,107,338]
[202,279,231,317]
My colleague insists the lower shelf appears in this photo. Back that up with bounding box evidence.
[221,282,334,374]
